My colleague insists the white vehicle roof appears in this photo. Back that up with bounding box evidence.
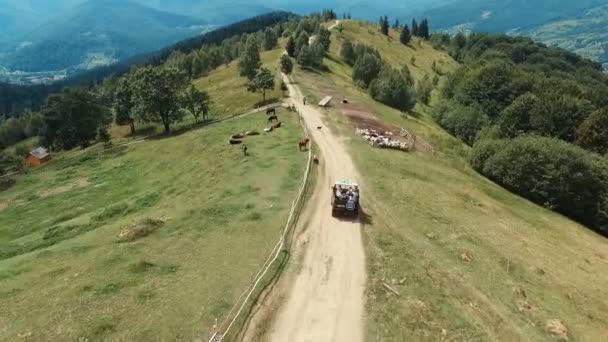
[334,180,358,187]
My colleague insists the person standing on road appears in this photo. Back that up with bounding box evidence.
[303,97,307,106]
[242,144,248,157]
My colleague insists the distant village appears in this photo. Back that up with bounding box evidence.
[0,67,67,85]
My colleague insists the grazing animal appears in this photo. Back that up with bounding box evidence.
[266,108,276,116]
[242,144,248,156]
[264,127,273,133]
[313,155,319,164]
[299,138,310,151]
[268,115,278,123]
[230,139,242,145]
[272,121,282,129]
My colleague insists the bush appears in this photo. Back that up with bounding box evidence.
[433,101,488,145]
[470,136,608,235]
[576,109,608,154]
[368,66,416,112]
[340,39,356,66]
[352,53,382,88]
[416,75,433,105]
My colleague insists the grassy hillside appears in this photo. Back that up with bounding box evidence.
[0,58,306,340]
[193,47,284,116]
[294,20,608,341]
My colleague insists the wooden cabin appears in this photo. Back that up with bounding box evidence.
[26,147,50,167]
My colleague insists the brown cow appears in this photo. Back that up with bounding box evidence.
[299,138,310,151]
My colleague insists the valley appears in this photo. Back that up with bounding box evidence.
[1,9,608,342]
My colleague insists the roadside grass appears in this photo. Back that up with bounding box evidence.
[0,105,307,341]
[293,21,608,341]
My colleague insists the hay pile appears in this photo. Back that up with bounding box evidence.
[119,217,166,242]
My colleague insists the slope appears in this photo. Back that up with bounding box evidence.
[419,0,607,34]
[1,0,210,72]
[520,4,608,64]
[0,49,307,340]
[288,20,608,341]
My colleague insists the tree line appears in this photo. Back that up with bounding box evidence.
[434,33,608,235]
[0,11,296,123]
[0,12,307,176]
[340,39,419,112]
[377,16,430,41]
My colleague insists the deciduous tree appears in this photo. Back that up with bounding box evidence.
[247,67,275,102]
[113,77,136,135]
[352,53,382,87]
[131,66,189,133]
[280,54,294,74]
[41,88,111,149]
[180,85,211,123]
[238,36,261,80]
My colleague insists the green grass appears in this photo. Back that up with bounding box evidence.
[193,46,284,117]
[105,46,285,143]
[294,20,608,341]
[0,103,306,339]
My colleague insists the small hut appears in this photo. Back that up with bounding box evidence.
[26,147,50,167]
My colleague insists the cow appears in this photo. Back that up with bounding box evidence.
[299,138,310,151]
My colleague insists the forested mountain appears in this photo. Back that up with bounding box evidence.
[0,11,295,119]
[435,33,608,234]
[0,0,210,73]
[419,0,606,34]
[417,0,608,64]
[520,4,608,64]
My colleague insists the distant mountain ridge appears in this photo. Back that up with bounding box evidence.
[0,0,210,73]
[419,0,607,34]
[518,4,608,64]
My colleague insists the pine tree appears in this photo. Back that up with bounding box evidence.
[393,19,400,30]
[412,18,419,37]
[380,16,389,36]
[399,25,411,45]
[286,36,296,57]
[419,19,430,40]
[262,28,278,51]
[316,26,331,52]
[340,39,357,66]
[295,31,309,57]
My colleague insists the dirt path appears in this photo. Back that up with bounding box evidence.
[260,74,366,342]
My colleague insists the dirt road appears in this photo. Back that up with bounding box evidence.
[262,74,365,342]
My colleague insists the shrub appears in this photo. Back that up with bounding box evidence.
[416,75,433,105]
[433,101,488,145]
[470,136,608,235]
[340,39,357,65]
[352,53,382,88]
[368,66,416,112]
